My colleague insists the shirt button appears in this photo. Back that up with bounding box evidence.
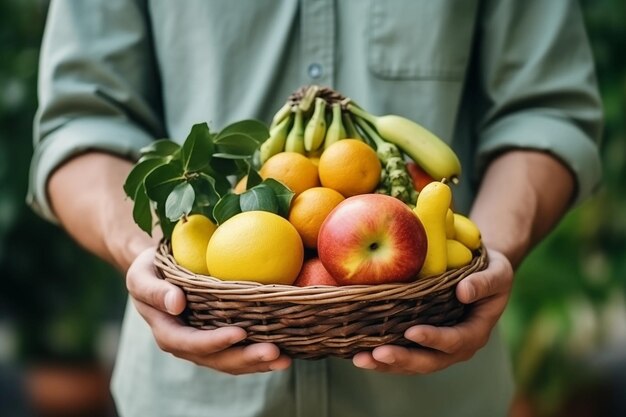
[308,63,323,79]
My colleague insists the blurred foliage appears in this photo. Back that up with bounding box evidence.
[501,0,626,415]
[0,0,126,363]
[0,0,624,413]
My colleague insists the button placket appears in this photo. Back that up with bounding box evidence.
[301,0,335,85]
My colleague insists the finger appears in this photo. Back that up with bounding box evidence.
[353,351,379,370]
[200,343,292,375]
[367,345,448,374]
[405,322,488,355]
[126,247,186,315]
[456,250,513,304]
[133,298,247,355]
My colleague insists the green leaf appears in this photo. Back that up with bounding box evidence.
[156,199,175,239]
[209,157,240,176]
[246,167,263,190]
[212,193,241,225]
[200,165,233,195]
[214,133,260,157]
[181,122,214,171]
[240,184,279,213]
[262,178,295,217]
[132,185,153,235]
[215,119,269,144]
[144,162,185,203]
[140,139,181,157]
[165,182,195,222]
[191,173,221,221]
[124,157,167,198]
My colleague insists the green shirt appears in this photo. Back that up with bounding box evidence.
[29,1,602,416]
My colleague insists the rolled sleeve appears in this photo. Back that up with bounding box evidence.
[475,0,603,205]
[28,0,164,223]
[27,116,154,222]
[476,111,602,205]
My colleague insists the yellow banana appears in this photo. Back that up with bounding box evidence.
[284,108,305,154]
[304,97,327,151]
[445,208,455,238]
[446,239,473,269]
[414,181,451,277]
[453,213,482,250]
[324,103,347,150]
[348,104,461,183]
[260,112,292,164]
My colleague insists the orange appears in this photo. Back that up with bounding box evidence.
[318,139,381,197]
[206,211,304,285]
[288,187,345,249]
[259,152,320,195]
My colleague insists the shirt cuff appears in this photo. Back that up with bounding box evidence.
[476,112,602,206]
[27,117,155,223]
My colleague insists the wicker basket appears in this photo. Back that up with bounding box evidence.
[154,241,488,359]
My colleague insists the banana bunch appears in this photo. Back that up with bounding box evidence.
[260,85,351,164]
[262,85,463,206]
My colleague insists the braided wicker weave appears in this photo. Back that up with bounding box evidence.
[154,241,488,359]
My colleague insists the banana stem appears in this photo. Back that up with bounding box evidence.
[353,115,385,148]
[347,103,377,125]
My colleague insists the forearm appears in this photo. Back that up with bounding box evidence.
[48,152,156,272]
[470,150,575,269]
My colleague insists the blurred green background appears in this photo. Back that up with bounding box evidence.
[0,1,624,416]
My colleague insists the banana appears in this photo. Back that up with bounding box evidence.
[453,213,482,250]
[342,113,362,140]
[414,181,452,278]
[324,103,347,150]
[446,239,473,269]
[304,97,327,151]
[284,108,305,154]
[269,101,292,130]
[298,85,320,114]
[348,104,462,183]
[260,112,293,164]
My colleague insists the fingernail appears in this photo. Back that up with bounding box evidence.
[164,291,177,314]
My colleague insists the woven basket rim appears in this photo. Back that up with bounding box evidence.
[154,241,488,304]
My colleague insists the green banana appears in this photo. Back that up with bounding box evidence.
[324,103,347,150]
[269,101,292,130]
[260,111,293,164]
[298,85,320,113]
[342,113,363,141]
[285,108,305,154]
[348,104,462,183]
[304,97,327,151]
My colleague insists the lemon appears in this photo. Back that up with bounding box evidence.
[206,211,304,285]
[171,214,217,275]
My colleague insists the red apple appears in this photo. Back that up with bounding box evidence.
[293,258,339,287]
[317,194,427,285]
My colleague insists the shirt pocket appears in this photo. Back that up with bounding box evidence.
[367,0,477,81]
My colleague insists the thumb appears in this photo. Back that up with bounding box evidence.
[126,247,186,315]
[456,249,513,304]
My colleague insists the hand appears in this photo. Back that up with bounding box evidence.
[352,248,513,374]
[126,247,292,375]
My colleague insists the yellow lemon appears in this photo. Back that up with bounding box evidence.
[171,214,217,275]
[206,211,304,285]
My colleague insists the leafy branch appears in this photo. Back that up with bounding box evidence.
[123,120,295,238]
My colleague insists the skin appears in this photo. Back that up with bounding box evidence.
[49,149,573,376]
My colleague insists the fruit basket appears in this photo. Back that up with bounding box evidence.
[154,241,488,359]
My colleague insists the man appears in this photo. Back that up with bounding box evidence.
[29,1,602,416]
